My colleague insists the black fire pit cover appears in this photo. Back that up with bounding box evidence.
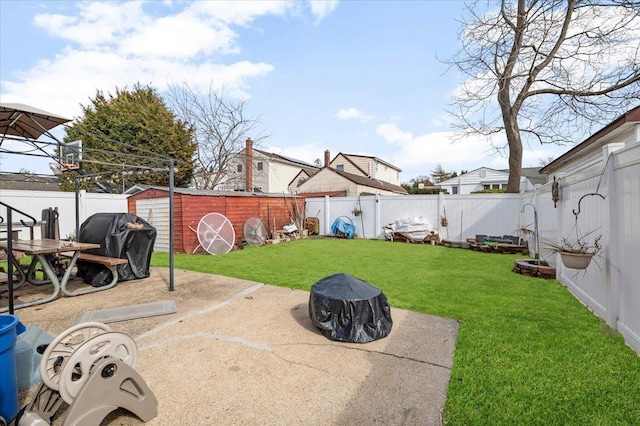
[308,273,392,343]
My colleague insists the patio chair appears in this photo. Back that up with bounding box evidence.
[27,208,74,284]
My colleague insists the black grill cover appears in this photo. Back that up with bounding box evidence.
[308,273,392,343]
[77,213,156,286]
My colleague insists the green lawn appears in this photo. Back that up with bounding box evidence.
[151,239,640,425]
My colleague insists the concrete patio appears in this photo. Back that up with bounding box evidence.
[11,267,459,425]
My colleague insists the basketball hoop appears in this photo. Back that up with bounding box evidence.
[49,162,78,175]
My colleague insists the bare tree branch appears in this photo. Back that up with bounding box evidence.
[445,0,640,192]
[165,82,268,190]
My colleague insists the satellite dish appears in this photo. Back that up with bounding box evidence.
[197,213,235,255]
[243,217,268,246]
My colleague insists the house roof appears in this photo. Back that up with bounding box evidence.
[253,148,319,174]
[332,168,407,194]
[438,167,543,186]
[287,169,313,188]
[130,186,310,198]
[0,172,61,191]
[500,167,547,186]
[437,167,504,185]
[296,190,348,197]
[540,105,640,174]
[334,153,402,172]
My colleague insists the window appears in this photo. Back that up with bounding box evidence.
[483,184,490,190]
[501,183,508,189]
[257,162,263,171]
[479,170,487,178]
[237,164,243,173]
[492,184,500,189]
[336,164,344,171]
[452,186,459,195]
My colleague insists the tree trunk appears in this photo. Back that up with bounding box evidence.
[503,109,522,193]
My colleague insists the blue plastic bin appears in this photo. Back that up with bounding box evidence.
[0,314,25,422]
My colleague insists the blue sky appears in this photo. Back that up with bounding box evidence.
[0,0,567,183]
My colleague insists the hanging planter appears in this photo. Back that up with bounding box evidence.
[559,252,594,270]
[545,192,605,271]
[440,206,448,227]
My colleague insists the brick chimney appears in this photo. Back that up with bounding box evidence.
[324,150,330,168]
[245,138,253,192]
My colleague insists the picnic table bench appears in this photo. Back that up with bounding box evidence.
[0,239,101,312]
[61,252,129,288]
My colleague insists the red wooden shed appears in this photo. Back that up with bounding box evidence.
[127,187,305,253]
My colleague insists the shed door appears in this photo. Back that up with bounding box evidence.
[136,198,170,252]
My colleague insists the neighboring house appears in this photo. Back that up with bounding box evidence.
[329,152,402,185]
[0,172,61,191]
[540,105,640,179]
[437,167,539,195]
[296,150,407,196]
[219,139,319,193]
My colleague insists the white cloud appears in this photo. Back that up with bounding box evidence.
[375,122,509,175]
[0,45,274,119]
[335,107,372,121]
[119,13,239,58]
[309,1,339,23]
[34,2,146,47]
[266,143,325,167]
[191,1,292,26]
[1,1,290,119]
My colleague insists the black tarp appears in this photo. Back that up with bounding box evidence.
[308,273,392,343]
[77,213,156,286]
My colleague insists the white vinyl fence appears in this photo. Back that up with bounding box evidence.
[2,144,638,355]
[305,143,640,355]
[305,192,532,242]
[0,189,128,239]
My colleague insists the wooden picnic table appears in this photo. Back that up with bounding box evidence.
[0,239,100,312]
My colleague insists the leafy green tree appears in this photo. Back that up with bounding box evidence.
[60,84,196,191]
[402,175,444,194]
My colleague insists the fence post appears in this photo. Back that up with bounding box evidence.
[323,196,330,236]
[437,192,445,235]
[605,150,620,329]
[374,194,381,240]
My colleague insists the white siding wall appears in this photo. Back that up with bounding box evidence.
[440,168,534,194]
[268,162,305,194]
[331,154,401,185]
[0,190,128,239]
[251,152,270,192]
[373,161,400,185]
[298,169,357,195]
[330,154,366,177]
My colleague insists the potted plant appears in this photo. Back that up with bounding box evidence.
[545,231,602,270]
